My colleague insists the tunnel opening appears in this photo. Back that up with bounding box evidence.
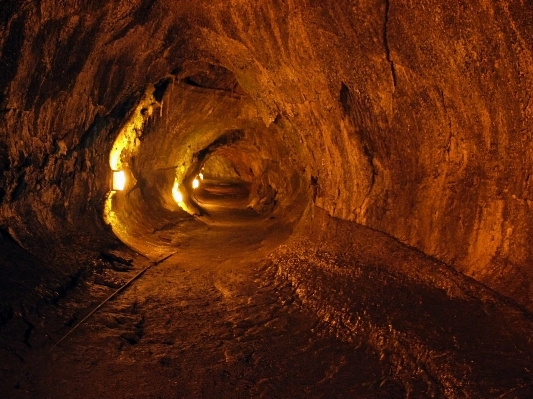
[103,64,310,260]
[192,153,252,214]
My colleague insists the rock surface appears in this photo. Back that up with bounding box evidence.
[1,0,533,346]
[2,186,531,398]
[0,0,533,390]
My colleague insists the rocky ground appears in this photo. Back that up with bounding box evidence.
[1,182,532,398]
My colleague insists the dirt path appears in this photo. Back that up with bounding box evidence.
[4,182,401,398]
[3,182,533,398]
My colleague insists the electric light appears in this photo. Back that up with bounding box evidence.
[192,178,200,189]
[199,173,204,180]
[112,170,126,191]
[172,182,183,203]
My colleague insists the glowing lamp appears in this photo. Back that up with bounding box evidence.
[192,178,200,189]
[112,170,126,191]
[199,173,204,180]
[172,183,183,203]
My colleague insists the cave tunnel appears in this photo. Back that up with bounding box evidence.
[1,1,533,398]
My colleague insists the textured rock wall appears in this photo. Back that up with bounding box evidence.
[202,155,246,181]
[193,0,533,309]
[0,0,191,258]
[1,0,533,309]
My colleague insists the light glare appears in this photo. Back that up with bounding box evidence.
[113,170,126,191]
[172,182,183,203]
[192,178,200,189]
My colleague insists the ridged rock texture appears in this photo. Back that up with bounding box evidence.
[1,0,533,313]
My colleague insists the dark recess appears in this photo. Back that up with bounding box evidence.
[0,16,24,105]
[153,78,172,102]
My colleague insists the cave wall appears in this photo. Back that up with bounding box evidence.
[0,1,191,257]
[1,0,533,309]
[193,0,533,309]
[202,155,244,181]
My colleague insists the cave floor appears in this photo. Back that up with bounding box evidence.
[1,183,401,399]
[1,182,533,398]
